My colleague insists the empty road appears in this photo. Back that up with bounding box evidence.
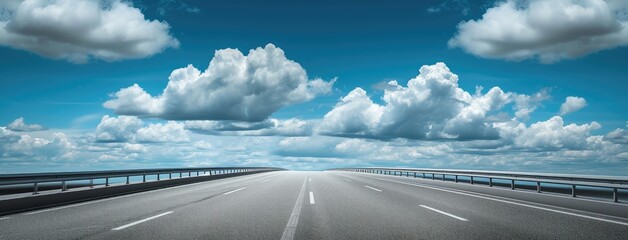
[1,171,627,239]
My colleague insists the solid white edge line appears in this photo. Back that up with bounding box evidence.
[280,175,308,240]
[364,185,382,192]
[0,217,10,220]
[349,173,628,226]
[111,211,173,231]
[420,205,468,221]
[309,192,315,204]
[23,171,279,215]
[344,178,352,181]
[223,187,246,195]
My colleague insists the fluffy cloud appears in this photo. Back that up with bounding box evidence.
[604,127,628,144]
[136,121,189,143]
[0,0,178,63]
[559,96,588,115]
[449,0,628,63]
[104,44,334,121]
[95,115,189,143]
[512,88,551,120]
[6,117,47,131]
[185,118,314,136]
[0,127,74,161]
[496,116,601,150]
[318,62,539,140]
[95,115,143,142]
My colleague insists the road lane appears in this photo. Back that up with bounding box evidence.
[0,170,626,240]
[94,171,306,240]
[334,171,628,239]
[0,171,281,239]
[338,170,628,218]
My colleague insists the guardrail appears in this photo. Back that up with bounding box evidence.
[331,167,628,203]
[0,167,284,195]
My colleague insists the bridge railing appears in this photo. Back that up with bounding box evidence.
[0,167,284,195]
[331,167,628,203]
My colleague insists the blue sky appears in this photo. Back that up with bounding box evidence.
[1,0,627,174]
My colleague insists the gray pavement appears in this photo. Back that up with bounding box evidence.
[0,171,626,239]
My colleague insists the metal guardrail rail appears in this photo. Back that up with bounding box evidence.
[0,167,284,195]
[331,167,628,203]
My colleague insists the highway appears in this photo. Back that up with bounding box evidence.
[0,171,627,239]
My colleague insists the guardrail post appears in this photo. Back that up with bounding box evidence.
[105,177,109,186]
[511,180,515,189]
[33,182,39,195]
[422,173,425,179]
[571,185,576,197]
[62,181,67,191]
[454,175,458,183]
[613,188,618,202]
[406,172,409,177]
[470,176,474,184]
[536,182,541,193]
[489,178,492,187]
[180,172,182,178]
[431,174,435,180]
[143,175,146,182]
[169,173,172,179]
[197,171,199,176]
[188,172,191,177]
[414,172,417,178]
[90,179,94,188]
[442,174,445,181]
[157,174,160,181]
[126,176,130,184]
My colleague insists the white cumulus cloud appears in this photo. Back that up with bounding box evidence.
[0,0,179,63]
[495,116,601,150]
[318,62,538,140]
[0,127,74,161]
[6,117,47,131]
[449,0,628,63]
[104,44,334,122]
[95,115,189,143]
[185,118,314,137]
[136,121,189,143]
[559,96,587,115]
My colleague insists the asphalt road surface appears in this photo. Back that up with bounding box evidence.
[1,171,627,239]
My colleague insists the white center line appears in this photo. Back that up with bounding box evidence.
[360,174,628,226]
[111,211,173,231]
[309,192,315,204]
[0,217,11,221]
[344,178,352,181]
[280,176,308,240]
[364,185,382,192]
[223,187,246,195]
[420,205,468,221]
